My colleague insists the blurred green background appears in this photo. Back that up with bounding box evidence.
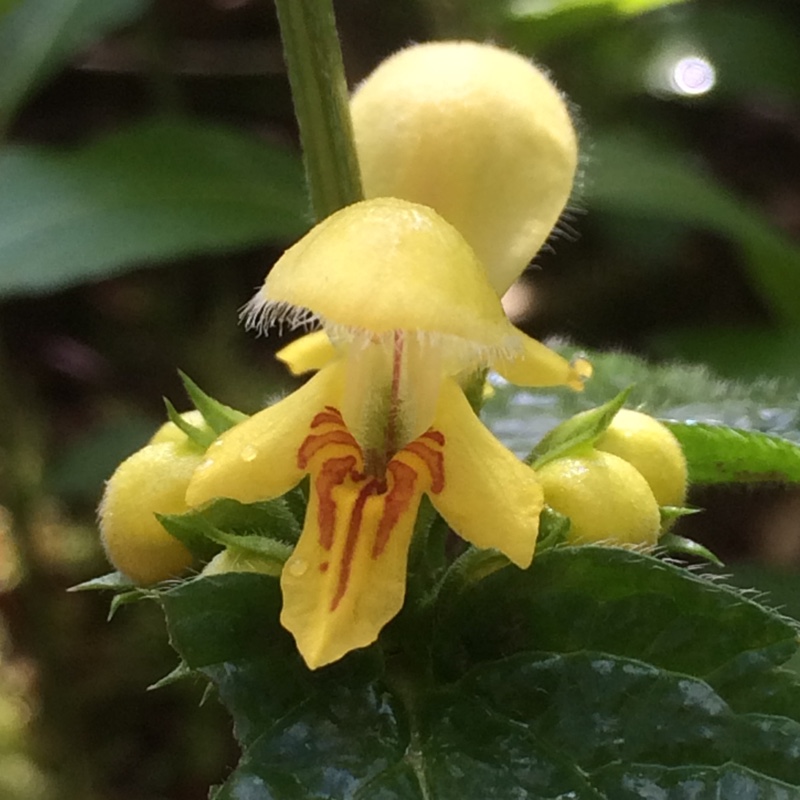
[0,0,799,796]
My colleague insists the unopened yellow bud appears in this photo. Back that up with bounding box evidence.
[537,450,661,546]
[595,409,688,507]
[351,41,578,295]
[98,442,199,585]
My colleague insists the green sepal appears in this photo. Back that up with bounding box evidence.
[157,496,301,562]
[68,570,136,592]
[147,661,194,691]
[108,589,150,621]
[659,532,724,567]
[527,386,632,468]
[666,421,800,485]
[178,370,248,435]
[163,397,216,449]
[660,505,702,524]
[537,505,571,550]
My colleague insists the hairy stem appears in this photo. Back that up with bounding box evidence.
[273,0,363,220]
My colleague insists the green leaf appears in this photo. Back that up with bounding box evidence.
[435,546,799,682]
[666,422,800,485]
[158,553,800,799]
[509,0,687,18]
[0,0,149,132]
[157,496,301,562]
[0,118,308,296]
[483,346,800,458]
[178,371,248,435]
[464,651,800,793]
[586,132,800,326]
[527,386,631,467]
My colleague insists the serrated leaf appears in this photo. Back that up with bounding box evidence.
[157,548,800,799]
[157,495,301,562]
[178,371,248,435]
[666,422,800,485]
[435,546,799,682]
[0,118,308,296]
[0,0,149,131]
[527,386,631,467]
[195,496,301,542]
[484,346,800,458]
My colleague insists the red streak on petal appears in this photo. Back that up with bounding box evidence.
[331,478,382,611]
[421,430,445,446]
[372,460,418,558]
[314,455,356,550]
[403,440,445,494]
[311,408,344,428]
[319,561,329,573]
[298,429,358,469]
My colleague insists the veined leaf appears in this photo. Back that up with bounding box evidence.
[666,422,800,485]
[158,546,800,799]
[0,118,308,296]
[484,346,800,458]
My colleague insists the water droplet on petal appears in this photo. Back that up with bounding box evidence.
[287,558,308,577]
[240,444,258,462]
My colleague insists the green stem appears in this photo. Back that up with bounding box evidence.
[273,0,364,220]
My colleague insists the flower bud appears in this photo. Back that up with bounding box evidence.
[98,441,200,585]
[351,41,578,295]
[595,409,688,507]
[537,450,661,546]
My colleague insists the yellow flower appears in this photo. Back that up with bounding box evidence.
[279,41,579,379]
[186,199,588,670]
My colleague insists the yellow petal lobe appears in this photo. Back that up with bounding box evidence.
[429,379,542,568]
[185,362,345,507]
[493,335,592,391]
[276,330,337,376]
[281,408,442,669]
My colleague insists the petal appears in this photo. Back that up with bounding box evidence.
[281,465,424,669]
[492,334,592,391]
[276,330,337,376]
[251,198,519,352]
[185,362,345,507]
[429,378,542,568]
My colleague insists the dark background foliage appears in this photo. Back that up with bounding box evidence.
[0,0,799,797]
